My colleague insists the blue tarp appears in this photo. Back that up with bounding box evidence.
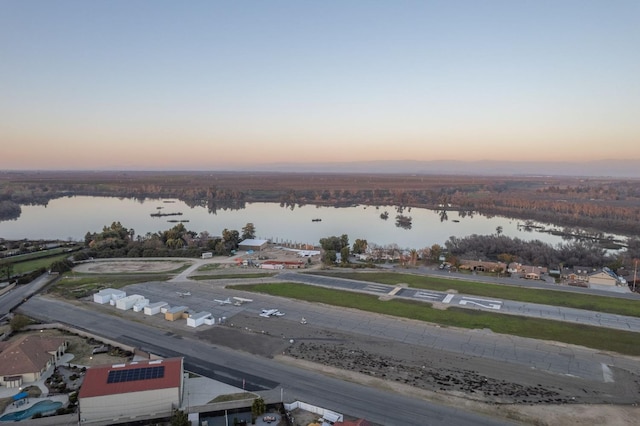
[12,391,28,401]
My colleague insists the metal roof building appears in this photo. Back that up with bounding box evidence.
[238,238,269,251]
[78,357,184,424]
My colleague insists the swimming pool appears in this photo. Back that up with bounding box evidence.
[0,400,63,422]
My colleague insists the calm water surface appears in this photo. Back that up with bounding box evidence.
[0,196,584,248]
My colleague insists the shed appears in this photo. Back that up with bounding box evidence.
[144,302,168,316]
[132,299,150,312]
[165,306,187,321]
[93,288,126,304]
[116,295,146,311]
[187,312,212,328]
[260,262,284,270]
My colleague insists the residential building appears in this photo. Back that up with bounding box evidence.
[0,334,68,388]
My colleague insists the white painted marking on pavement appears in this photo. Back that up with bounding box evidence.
[442,294,455,304]
[602,363,614,383]
[415,291,439,299]
[459,297,502,310]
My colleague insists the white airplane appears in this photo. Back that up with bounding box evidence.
[233,297,253,306]
[260,309,285,318]
[214,297,233,305]
[176,291,191,297]
[300,317,307,325]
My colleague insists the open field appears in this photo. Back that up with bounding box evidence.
[50,273,174,298]
[230,282,640,356]
[9,253,71,275]
[313,271,640,318]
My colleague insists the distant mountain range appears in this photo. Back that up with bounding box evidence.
[238,159,640,178]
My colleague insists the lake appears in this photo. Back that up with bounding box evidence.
[0,196,611,249]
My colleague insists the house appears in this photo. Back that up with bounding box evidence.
[459,260,506,273]
[0,334,68,388]
[78,357,184,424]
[589,269,618,287]
[562,266,594,282]
[509,263,548,277]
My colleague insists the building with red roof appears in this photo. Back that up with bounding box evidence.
[78,357,183,424]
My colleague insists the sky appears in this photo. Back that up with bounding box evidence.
[1,1,639,170]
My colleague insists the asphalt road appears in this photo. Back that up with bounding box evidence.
[18,296,514,426]
[277,272,640,332]
[0,273,57,320]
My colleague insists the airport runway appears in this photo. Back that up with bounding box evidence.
[277,272,640,332]
[18,296,513,426]
[78,279,639,384]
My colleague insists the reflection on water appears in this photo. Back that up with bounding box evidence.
[0,196,624,249]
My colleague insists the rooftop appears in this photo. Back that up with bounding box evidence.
[78,357,183,398]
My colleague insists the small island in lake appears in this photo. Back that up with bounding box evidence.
[150,212,183,217]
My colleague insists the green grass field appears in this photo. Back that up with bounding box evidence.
[229,282,640,356]
[10,253,73,275]
[310,271,640,318]
[50,273,173,299]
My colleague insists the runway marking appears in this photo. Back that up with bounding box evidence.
[459,296,502,310]
[602,364,614,383]
[388,286,403,296]
[442,294,455,304]
[415,291,440,300]
[363,284,390,293]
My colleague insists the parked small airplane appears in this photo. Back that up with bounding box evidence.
[259,309,285,318]
[233,297,253,306]
[214,297,232,305]
[176,291,191,297]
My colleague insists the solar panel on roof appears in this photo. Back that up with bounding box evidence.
[106,366,165,384]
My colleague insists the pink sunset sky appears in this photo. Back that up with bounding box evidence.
[1,1,639,170]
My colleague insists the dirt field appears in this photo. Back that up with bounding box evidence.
[196,313,640,426]
[74,259,189,273]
